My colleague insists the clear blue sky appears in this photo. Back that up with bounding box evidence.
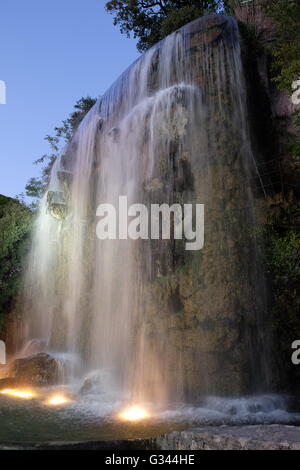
[0,0,138,199]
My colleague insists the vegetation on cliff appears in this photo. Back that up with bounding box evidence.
[0,196,32,334]
[262,0,300,91]
[231,0,299,390]
[264,203,300,390]
[105,0,230,52]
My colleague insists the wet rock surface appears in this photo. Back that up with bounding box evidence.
[8,353,61,386]
[154,425,300,450]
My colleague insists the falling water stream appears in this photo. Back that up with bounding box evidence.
[1,15,299,443]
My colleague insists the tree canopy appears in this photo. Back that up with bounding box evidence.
[0,195,32,332]
[105,0,229,52]
[262,0,300,91]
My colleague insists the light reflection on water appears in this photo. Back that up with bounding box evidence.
[0,392,299,444]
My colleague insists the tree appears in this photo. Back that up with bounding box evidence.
[25,96,96,202]
[105,0,229,52]
[262,0,300,91]
[0,195,32,333]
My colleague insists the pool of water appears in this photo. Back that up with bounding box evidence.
[0,390,299,444]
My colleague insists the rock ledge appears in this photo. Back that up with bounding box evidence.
[155,425,300,450]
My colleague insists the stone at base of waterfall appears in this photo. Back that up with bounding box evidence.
[8,353,61,386]
[155,425,300,450]
[79,369,116,395]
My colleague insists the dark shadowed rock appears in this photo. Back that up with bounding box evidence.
[8,353,61,386]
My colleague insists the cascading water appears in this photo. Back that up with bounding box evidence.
[17,14,273,409]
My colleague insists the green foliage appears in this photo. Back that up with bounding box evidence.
[287,112,300,160]
[25,96,96,201]
[262,0,300,91]
[266,229,300,286]
[105,0,229,52]
[25,177,46,200]
[51,96,97,143]
[263,197,300,375]
[161,5,206,38]
[0,195,32,332]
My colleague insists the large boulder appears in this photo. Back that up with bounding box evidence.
[8,353,61,386]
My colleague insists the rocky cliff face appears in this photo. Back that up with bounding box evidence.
[240,23,300,394]
[134,15,272,401]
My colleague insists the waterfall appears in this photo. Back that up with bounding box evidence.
[19,14,272,406]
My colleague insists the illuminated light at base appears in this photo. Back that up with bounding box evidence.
[118,406,149,422]
[45,394,71,406]
[0,389,36,399]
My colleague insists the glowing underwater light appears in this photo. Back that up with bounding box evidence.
[45,394,70,406]
[0,388,36,399]
[119,406,149,422]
